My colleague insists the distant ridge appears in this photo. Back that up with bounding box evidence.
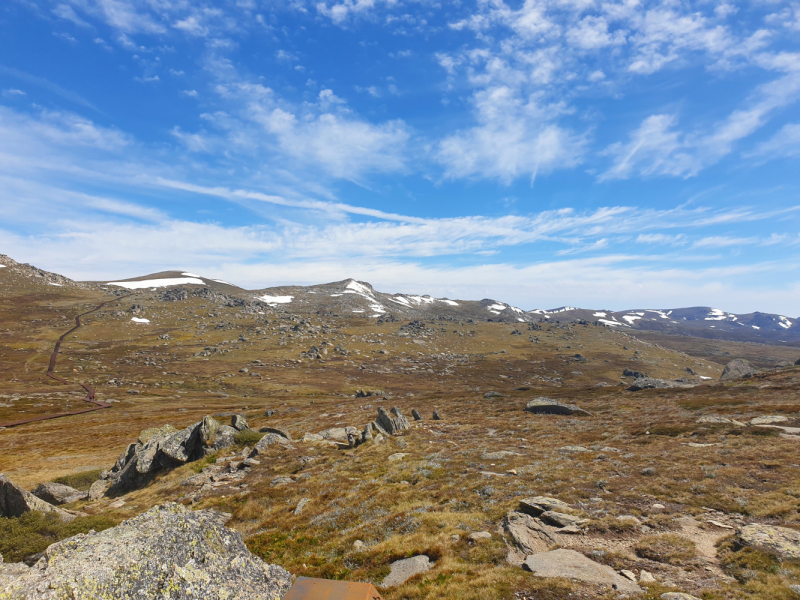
[1,254,797,345]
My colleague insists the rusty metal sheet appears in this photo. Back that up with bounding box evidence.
[282,577,383,600]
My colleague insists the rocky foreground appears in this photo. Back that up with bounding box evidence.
[0,503,292,600]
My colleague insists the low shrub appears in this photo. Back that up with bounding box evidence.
[0,511,118,563]
[634,534,696,565]
[51,469,103,491]
[234,429,264,446]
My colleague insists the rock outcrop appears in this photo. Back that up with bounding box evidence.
[626,378,693,391]
[97,416,234,496]
[524,398,590,416]
[0,475,75,521]
[523,549,641,595]
[720,359,760,381]
[376,407,410,435]
[381,555,432,587]
[30,482,87,505]
[0,503,292,599]
[739,524,800,560]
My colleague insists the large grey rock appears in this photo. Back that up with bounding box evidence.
[626,378,692,391]
[231,414,249,431]
[524,397,590,416]
[259,427,293,441]
[749,415,789,426]
[101,417,224,496]
[540,510,584,528]
[720,359,760,381]
[519,496,573,516]
[30,482,86,505]
[376,406,411,434]
[523,549,641,595]
[381,555,432,587]
[411,409,422,421]
[0,475,75,521]
[739,524,800,560]
[250,433,295,457]
[0,503,292,600]
[503,511,557,560]
[210,425,237,450]
[199,415,220,445]
[319,427,349,441]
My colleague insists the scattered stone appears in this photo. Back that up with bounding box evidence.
[0,503,291,599]
[30,482,87,505]
[0,474,75,521]
[519,496,573,517]
[302,433,324,443]
[504,511,558,560]
[482,450,522,460]
[739,524,800,560]
[361,423,373,444]
[627,377,692,391]
[87,479,110,501]
[432,410,441,420]
[468,531,492,541]
[720,358,760,381]
[381,555,432,587]
[707,520,734,530]
[484,391,505,398]
[411,409,422,420]
[231,414,249,431]
[540,511,584,528]
[353,540,366,551]
[523,549,641,594]
[652,504,666,510]
[388,453,408,462]
[524,397,590,416]
[749,415,789,426]
[319,427,349,441]
[294,498,309,515]
[641,467,656,476]
[660,594,700,600]
[264,409,276,417]
[617,515,641,526]
[623,368,645,378]
[639,570,656,584]
[259,426,293,441]
[697,416,737,425]
[559,445,590,453]
[619,569,637,582]
[270,476,294,487]
[376,406,411,435]
[250,433,295,457]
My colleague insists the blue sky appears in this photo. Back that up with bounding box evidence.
[1,0,799,314]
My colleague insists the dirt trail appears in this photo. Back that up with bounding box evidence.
[0,296,131,429]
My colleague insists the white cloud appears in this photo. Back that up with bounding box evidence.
[316,0,387,25]
[2,89,26,98]
[437,86,586,183]
[52,4,91,28]
[602,70,800,180]
[748,123,800,161]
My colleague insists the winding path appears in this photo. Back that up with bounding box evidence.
[0,296,131,429]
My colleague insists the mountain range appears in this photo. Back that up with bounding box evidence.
[1,253,797,345]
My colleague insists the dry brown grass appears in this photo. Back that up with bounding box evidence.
[2,270,800,598]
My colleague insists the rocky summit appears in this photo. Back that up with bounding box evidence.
[1,257,800,600]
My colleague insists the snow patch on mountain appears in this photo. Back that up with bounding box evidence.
[108,277,204,289]
[256,295,294,305]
